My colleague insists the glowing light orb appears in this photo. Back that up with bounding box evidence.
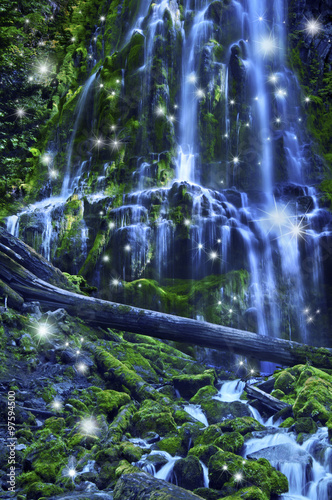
[233,156,239,164]
[168,115,175,122]
[184,219,191,226]
[196,89,205,99]
[111,278,120,286]
[275,88,287,99]
[188,73,197,84]
[71,37,75,42]
[80,337,84,342]
[77,363,88,374]
[109,222,115,229]
[174,104,178,109]
[218,301,222,305]
[76,350,80,355]
[268,74,278,84]
[316,309,320,314]
[156,106,165,116]
[210,251,218,260]
[198,243,203,250]
[49,170,58,179]
[68,468,76,478]
[217,239,221,243]
[102,255,110,262]
[305,19,321,36]
[230,99,235,105]
[304,96,310,103]
[124,244,131,252]
[229,309,233,313]
[239,361,244,366]
[80,417,98,435]
[100,16,105,22]
[256,35,279,57]
[39,64,48,74]
[234,473,243,482]
[222,465,228,471]
[52,400,63,411]
[16,108,25,117]
[38,324,49,337]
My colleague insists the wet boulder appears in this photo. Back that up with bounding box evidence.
[200,399,251,424]
[173,371,216,399]
[113,472,206,500]
[173,455,204,491]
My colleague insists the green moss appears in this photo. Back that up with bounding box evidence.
[96,389,131,417]
[173,371,216,399]
[190,385,218,404]
[218,417,265,435]
[213,432,244,454]
[208,451,288,496]
[188,444,221,465]
[131,400,177,437]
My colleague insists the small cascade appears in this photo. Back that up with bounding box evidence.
[183,404,209,426]
[153,451,181,483]
[214,379,246,402]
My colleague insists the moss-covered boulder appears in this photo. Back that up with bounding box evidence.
[190,385,218,404]
[173,371,216,399]
[96,389,131,417]
[218,416,265,435]
[293,375,332,424]
[208,451,288,496]
[200,400,250,424]
[173,455,204,490]
[274,371,296,394]
[131,400,177,437]
[293,417,318,434]
[213,431,244,454]
[221,486,268,499]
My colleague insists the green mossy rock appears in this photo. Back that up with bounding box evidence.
[213,431,244,454]
[271,389,286,399]
[219,416,265,435]
[208,451,288,496]
[274,371,296,394]
[188,444,221,465]
[200,400,250,425]
[173,371,216,399]
[196,424,223,446]
[193,487,221,500]
[173,455,204,490]
[294,417,318,434]
[190,385,219,404]
[220,486,268,500]
[132,400,177,437]
[26,482,63,500]
[96,389,131,417]
[115,460,142,478]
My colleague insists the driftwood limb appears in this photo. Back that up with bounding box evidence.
[245,384,291,412]
[1,227,332,369]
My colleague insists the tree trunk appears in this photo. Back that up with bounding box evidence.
[1,228,332,369]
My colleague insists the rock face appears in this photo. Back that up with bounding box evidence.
[113,473,205,500]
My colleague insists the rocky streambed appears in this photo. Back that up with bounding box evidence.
[0,305,331,500]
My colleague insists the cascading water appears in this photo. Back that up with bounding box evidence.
[6,2,332,357]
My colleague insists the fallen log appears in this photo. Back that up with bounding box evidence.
[1,229,332,369]
[245,384,291,413]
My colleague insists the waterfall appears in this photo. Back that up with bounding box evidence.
[61,73,97,198]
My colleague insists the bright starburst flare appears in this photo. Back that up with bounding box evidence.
[155,106,165,116]
[49,169,58,179]
[256,34,279,57]
[209,251,218,261]
[275,88,287,99]
[274,116,283,126]
[62,456,77,481]
[38,63,49,75]
[109,221,116,230]
[231,155,240,166]
[184,218,191,226]
[51,399,63,412]
[100,15,106,22]
[187,72,197,84]
[76,362,88,374]
[268,73,278,84]
[102,255,110,262]
[283,215,310,242]
[303,95,311,104]
[80,417,98,436]
[234,472,243,482]
[111,277,120,287]
[124,244,131,252]
[110,138,122,151]
[252,197,291,236]
[304,18,322,36]
[229,99,236,106]
[31,319,53,345]
[90,136,104,151]
[16,108,26,118]
[195,88,205,99]
[41,153,52,165]
[168,115,175,122]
